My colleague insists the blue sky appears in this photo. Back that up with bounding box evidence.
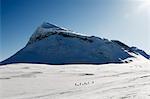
[1,0,150,61]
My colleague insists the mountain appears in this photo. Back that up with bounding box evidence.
[0,22,149,65]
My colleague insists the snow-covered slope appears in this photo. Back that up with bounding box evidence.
[0,22,149,65]
[0,57,150,99]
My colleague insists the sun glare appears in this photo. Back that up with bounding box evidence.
[140,0,150,8]
[137,0,150,13]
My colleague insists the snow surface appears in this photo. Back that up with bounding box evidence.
[0,56,150,99]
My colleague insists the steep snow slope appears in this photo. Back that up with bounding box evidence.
[0,56,150,99]
[0,22,149,65]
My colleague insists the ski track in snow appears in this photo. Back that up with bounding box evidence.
[0,60,150,99]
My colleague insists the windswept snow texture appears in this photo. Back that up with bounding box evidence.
[0,57,150,99]
[0,22,149,65]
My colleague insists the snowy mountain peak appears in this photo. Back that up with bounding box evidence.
[40,22,61,29]
[27,22,71,45]
[0,22,149,65]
